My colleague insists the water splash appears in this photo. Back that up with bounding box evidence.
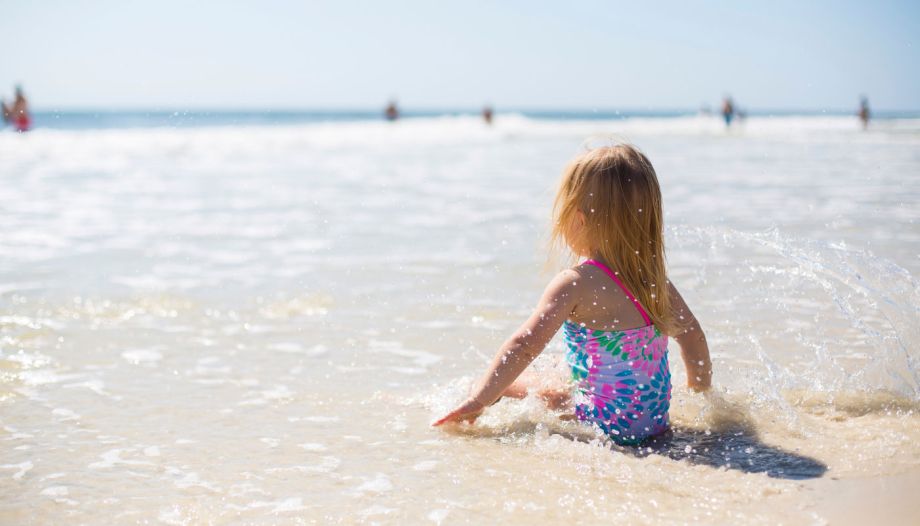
[668,225,919,401]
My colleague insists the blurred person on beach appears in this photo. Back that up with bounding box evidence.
[433,144,713,446]
[721,95,735,127]
[482,105,494,125]
[858,96,870,129]
[384,100,399,121]
[1,85,31,132]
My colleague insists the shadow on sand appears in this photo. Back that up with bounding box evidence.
[446,419,827,480]
[625,426,828,480]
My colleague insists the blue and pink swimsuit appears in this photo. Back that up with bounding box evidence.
[564,259,672,445]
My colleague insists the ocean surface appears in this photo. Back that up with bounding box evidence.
[1,111,919,524]
[25,108,920,130]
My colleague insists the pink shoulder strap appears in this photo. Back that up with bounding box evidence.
[583,259,652,326]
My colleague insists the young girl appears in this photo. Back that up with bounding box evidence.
[432,144,712,445]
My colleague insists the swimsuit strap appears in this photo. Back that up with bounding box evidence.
[583,259,653,326]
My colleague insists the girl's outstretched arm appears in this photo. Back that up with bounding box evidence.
[669,282,712,392]
[432,270,581,426]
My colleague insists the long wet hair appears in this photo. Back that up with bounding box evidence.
[550,143,677,335]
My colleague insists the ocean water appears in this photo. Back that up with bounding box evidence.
[1,113,918,524]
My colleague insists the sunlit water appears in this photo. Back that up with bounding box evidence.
[1,114,919,524]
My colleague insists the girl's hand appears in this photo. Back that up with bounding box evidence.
[431,398,486,426]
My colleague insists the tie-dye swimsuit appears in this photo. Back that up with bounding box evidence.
[563,259,672,445]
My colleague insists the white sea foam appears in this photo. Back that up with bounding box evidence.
[0,461,33,480]
[234,497,307,514]
[353,473,394,494]
[51,408,80,421]
[165,466,220,491]
[412,460,439,471]
[40,485,69,497]
[88,449,154,469]
[120,349,163,365]
[265,456,341,474]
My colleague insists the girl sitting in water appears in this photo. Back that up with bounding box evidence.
[433,144,712,445]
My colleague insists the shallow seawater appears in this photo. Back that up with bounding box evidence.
[1,115,919,524]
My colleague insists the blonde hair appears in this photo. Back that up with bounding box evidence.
[550,143,677,335]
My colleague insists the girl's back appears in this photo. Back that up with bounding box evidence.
[563,260,671,444]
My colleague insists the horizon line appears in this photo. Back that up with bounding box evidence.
[26,106,920,115]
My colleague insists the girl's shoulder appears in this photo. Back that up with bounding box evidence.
[543,265,605,303]
[537,267,589,305]
[564,263,649,329]
[549,265,601,290]
[568,261,613,286]
[544,267,582,294]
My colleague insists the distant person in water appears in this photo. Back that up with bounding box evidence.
[721,96,735,127]
[482,105,494,125]
[384,100,399,121]
[1,85,31,132]
[858,96,870,130]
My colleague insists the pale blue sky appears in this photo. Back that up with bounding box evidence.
[2,0,918,110]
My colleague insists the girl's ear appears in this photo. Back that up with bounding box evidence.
[575,210,587,228]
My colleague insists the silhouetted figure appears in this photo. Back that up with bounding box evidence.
[384,100,399,121]
[482,105,494,125]
[1,85,31,132]
[858,96,870,130]
[721,96,735,127]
